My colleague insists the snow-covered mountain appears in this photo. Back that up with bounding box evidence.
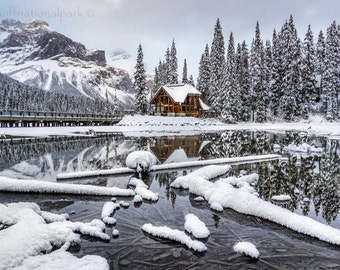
[108,50,136,76]
[0,19,135,109]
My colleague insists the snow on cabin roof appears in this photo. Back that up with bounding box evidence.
[158,84,201,103]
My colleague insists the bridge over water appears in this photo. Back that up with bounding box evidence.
[0,110,123,127]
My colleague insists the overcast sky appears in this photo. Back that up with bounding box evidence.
[0,0,338,78]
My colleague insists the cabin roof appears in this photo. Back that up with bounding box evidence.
[152,83,201,104]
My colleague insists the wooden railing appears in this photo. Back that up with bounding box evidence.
[0,110,123,127]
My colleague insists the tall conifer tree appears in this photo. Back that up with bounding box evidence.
[208,18,225,107]
[133,44,148,114]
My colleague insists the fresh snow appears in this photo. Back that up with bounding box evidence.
[0,202,110,270]
[170,165,340,245]
[233,242,260,259]
[141,223,207,252]
[170,165,232,189]
[101,202,120,225]
[0,176,135,197]
[125,150,157,172]
[1,115,340,138]
[271,195,292,201]
[11,249,109,270]
[184,214,210,238]
[129,177,158,201]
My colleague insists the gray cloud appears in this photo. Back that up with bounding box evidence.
[0,0,338,78]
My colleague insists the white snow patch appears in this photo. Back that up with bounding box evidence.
[194,196,205,202]
[219,173,259,186]
[129,177,158,201]
[133,194,143,203]
[11,249,109,270]
[0,176,135,197]
[170,165,231,189]
[0,203,109,269]
[210,202,223,212]
[184,214,210,239]
[126,151,157,172]
[233,242,260,259]
[112,229,120,237]
[101,202,120,225]
[171,165,340,245]
[271,195,292,201]
[141,223,207,252]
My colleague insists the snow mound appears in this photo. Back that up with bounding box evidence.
[101,202,120,225]
[12,249,109,270]
[184,214,210,239]
[142,223,207,252]
[126,151,157,172]
[233,242,260,259]
[0,176,135,197]
[171,165,340,245]
[129,177,158,201]
[0,202,109,269]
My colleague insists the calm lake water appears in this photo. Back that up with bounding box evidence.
[0,130,339,269]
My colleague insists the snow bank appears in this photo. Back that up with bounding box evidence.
[0,202,109,270]
[129,177,158,201]
[0,176,135,197]
[233,242,260,259]
[12,249,109,270]
[170,166,340,245]
[141,223,207,252]
[126,151,157,172]
[184,214,210,238]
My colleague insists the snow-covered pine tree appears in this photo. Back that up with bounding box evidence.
[279,16,302,120]
[270,29,283,117]
[239,41,252,121]
[250,21,267,122]
[196,44,210,103]
[189,75,195,87]
[323,21,339,120]
[164,47,171,84]
[208,18,225,108]
[264,40,272,120]
[301,25,317,116]
[182,59,188,83]
[169,39,178,84]
[315,30,326,102]
[220,32,239,122]
[133,44,148,114]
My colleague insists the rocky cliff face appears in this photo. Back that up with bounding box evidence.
[0,19,135,109]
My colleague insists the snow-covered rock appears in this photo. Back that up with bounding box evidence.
[0,202,110,269]
[184,214,210,239]
[233,242,260,259]
[126,151,157,172]
[142,223,207,252]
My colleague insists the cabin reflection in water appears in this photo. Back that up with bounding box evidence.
[150,136,208,164]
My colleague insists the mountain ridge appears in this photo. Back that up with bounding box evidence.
[0,19,136,109]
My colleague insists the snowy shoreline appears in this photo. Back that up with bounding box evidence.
[0,115,339,138]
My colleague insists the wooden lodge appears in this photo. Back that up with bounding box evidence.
[150,84,209,117]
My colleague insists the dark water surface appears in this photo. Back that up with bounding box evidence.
[0,131,339,269]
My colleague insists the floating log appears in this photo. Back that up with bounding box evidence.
[56,154,281,181]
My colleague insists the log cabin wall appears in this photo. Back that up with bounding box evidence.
[151,87,203,117]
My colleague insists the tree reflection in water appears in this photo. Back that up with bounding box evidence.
[0,130,338,226]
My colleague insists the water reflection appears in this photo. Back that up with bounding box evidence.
[0,131,339,227]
